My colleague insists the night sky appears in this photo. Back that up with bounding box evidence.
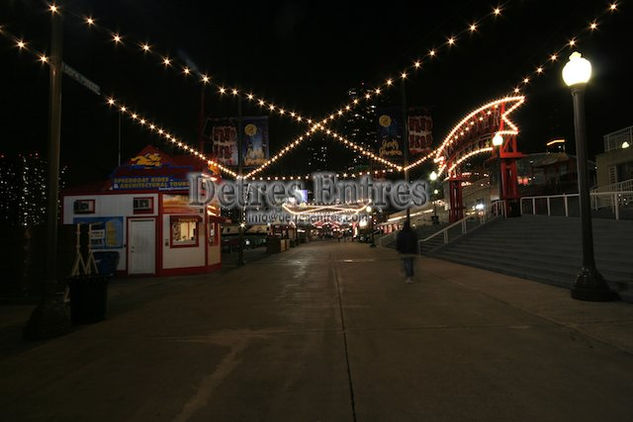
[1,0,631,185]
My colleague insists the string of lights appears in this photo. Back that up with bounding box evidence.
[510,1,620,96]
[416,1,621,176]
[0,25,239,178]
[51,2,317,128]
[310,2,514,128]
[247,1,620,178]
[3,1,623,182]
[249,168,396,182]
[47,0,517,178]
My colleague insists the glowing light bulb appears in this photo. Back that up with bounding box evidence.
[469,23,477,32]
[536,67,544,74]
[141,43,151,52]
[414,61,421,68]
[523,77,529,84]
[39,55,48,63]
[609,3,617,11]
[113,34,122,44]
[447,37,455,46]
[590,22,598,30]
[492,133,504,146]
[232,89,238,95]
[201,75,210,83]
[162,57,171,66]
[568,39,576,47]
[107,98,115,105]
[219,87,226,94]
[429,49,436,57]
[401,72,407,79]
[49,4,59,14]
[183,67,191,75]
[86,17,95,26]
[550,54,558,61]
[386,78,393,85]
[16,40,26,49]
[493,7,501,15]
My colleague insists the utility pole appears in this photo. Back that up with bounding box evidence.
[401,78,410,224]
[25,8,71,339]
[117,111,122,166]
[237,96,245,266]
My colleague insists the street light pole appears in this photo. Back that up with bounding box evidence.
[563,52,616,301]
[237,95,245,266]
[401,78,410,224]
[25,7,71,339]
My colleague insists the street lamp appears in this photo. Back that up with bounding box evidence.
[563,52,615,301]
[429,171,438,181]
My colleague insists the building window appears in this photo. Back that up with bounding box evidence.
[170,216,200,247]
[73,199,95,214]
[133,197,154,214]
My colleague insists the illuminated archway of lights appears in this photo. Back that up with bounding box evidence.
[429,96,525,177]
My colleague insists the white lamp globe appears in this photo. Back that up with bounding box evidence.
[366,205,372,213]
[429,171,438,181]
[562,52,592,87]
[492,133,504,146]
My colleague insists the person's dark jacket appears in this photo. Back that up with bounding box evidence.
[396,222,418,254]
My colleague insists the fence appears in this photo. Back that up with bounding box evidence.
[520,191,633,220]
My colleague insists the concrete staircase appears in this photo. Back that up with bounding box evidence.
[427,216,633,302]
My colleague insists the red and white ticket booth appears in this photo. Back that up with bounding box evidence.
[62,146,223,276]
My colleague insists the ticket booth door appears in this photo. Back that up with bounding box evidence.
[128,218,156,274]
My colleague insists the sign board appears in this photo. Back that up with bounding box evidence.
[63,62,101,95]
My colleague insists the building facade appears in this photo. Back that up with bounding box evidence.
[62,146,223,277]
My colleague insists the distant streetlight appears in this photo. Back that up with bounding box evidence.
[563,52,615,301]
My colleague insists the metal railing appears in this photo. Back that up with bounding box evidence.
[592,179,633,194]
[604,126,633,152]
[418,204,503,253]
[520,191,633,220]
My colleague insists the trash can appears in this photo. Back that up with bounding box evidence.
[68,275,108,324]
[93,251,120,278]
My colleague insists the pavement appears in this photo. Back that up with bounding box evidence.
[1,240,633,421]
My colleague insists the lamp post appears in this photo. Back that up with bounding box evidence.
[562,52,615,301]
[367,205,376,247]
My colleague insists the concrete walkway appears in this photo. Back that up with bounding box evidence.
[1,241,633,421]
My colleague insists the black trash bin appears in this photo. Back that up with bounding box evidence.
[68,276,108,324]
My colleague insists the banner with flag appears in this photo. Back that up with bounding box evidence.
[203,116,269,167]
[376,108,403,160]
[408,110,433,155]
[242,117,269,167]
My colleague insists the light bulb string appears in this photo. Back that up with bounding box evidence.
[0,25,238,178]
[48,0,515,177]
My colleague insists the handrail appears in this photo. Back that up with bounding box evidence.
[520,191,633,220]
[420,215,473,243]
[592,179,633,194]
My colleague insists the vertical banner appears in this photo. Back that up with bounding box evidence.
[206,118,238,166]
[408,110,433,155]
[242,117,269,167]
[377,108,403,159]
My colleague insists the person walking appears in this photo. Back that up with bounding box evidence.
[396,221,418,283]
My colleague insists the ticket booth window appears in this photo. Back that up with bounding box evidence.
[170,216,200,247]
